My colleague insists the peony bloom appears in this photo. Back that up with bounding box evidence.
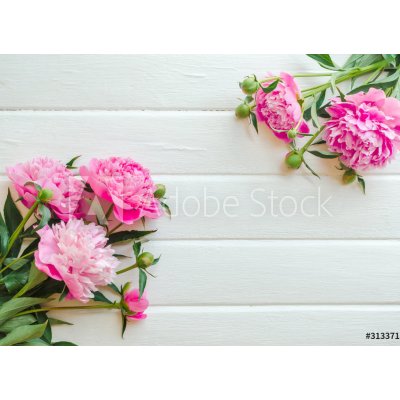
[80,157,162,224]
[255,72,309,142]
[324,88,400,170]
[124,289,149,320]
[35,219,119,303]
[6,157,85,221]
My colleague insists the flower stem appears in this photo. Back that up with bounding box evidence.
[116,263,138,275]
[108,222,123,236]
[15,303,119,317]
[0,250,35,275]
[0,200,40,265]
[300,126,326,155]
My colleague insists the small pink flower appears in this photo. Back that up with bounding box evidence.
[124,289,149,320]
[255,72,309,142]
[324,88,400,170]
[6,157,85,221]
[80,157,162,225]
[35,219,119,303]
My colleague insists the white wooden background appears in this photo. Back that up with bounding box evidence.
[0,55,399,345]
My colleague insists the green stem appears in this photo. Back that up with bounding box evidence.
[105,204,114,220]
[301,60,388,98]
[108,222,123,235]
[116,263,138,275]
[0,200,40,265]
[0,250,35,275]
[15,303,119,317]
[300,126,326,155]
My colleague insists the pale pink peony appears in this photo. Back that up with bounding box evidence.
[6,157,85,221]
[324,88,400,170]
[80,157,162,224]
[35,219,119,303]
[124,289,149,320]
[255,72,309,142]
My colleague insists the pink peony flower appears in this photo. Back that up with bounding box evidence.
[255,72,309,142]
[80,157,162,224]
[35,219,119,303]
[324,88,400,170]
[6,157,85,221]
[124,289,149,320]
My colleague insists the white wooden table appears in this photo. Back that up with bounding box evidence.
[0,55,399,345]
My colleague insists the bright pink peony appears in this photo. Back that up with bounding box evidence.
[255,72,309,142]
[35,219,119,303]
[80,157,162,224]
[324,88,400,170]
[124,289,149,320]
[6,157,85,221]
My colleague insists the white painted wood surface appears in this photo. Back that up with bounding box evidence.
[0,55,399,345]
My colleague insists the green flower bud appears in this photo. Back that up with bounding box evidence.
[285,151,303,169]
[342,170,357,185]
[241,77,259,95]
[38,188,53,203]
[287,129,297,139]
[235,103,251,119]
[137,252,154,269]
[154,184,166,199]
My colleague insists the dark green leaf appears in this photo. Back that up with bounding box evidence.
[152,255,161,265]
[311,139,326,146]
[307,54,337,70]
[36,204,51,230]
[108,282,121,294]
[132,241,141,258]
[66,155,81,169]
[261,79,279,93]
[52,341,77,346]
[14,263,48,298]
[138,268,147,299]
[107,230,156,245]
[250,112,258,134]
[302,159,320,179]
[160,201,171,218]
[304,90,326,121]
[0,322,47,346]
[48,317,73,326]
[358,177,366,194]
[4,189,23,257]
[348,70,400,95]
[0,315,36,333]
[121,312,127,338]
[0,225,9,256]
[21,238,40,257]
[92,291,113,304]
[2,269,29,293]
[0,297,46,326]
[308,150,341,159]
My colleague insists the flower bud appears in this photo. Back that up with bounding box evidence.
[342,170,357,185]
[38,188,53,203]
[285,151,303,169]
[235,103,251,119]
[287,129,297,139]
[137,252,154,269]
[241,77,259,95]
[154,184,166,199]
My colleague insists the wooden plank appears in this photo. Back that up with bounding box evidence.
[0,55,347,110]
[0,111,399,175]
[50,305,400,345]
[0,175,399,240]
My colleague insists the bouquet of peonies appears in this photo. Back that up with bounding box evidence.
[0,156,169,345]
[235,54,400,192]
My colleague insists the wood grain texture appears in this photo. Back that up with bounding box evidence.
[0,54,347,110]
[50,306,400,345]
[0,111,399,175]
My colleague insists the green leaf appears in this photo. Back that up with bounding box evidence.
[0,322,47,346]
[36,204,51,230]
[48,317,73,326]
[308,150,341,159]
[358,176,366,194]
[58,285,69,302]
[4,189,23,258]
[152,255,161,265]
[52,341,77,346]
[66,155,81,169]
[382,54,397,65]
[132,241,141,258]
[0,225,9,256]
[21,238,40,257]
[160,201,171,218]
[302,159,320,179]
[311,139,326,146]
[0,315,36,333]
[3,257,30,271]
[0,297,46,326]
[348,70,400,95]
[2,269,29,293]
[107,230,156,245]
[311,96,320,128]
[342,54,364,69]
[14,263,48,298]
[92,291,113,304]
[307,54,337,70]
[121,312,127,338]
[23,338,50,346]
[138,268,147,299]
[108,282,121,294]
[261,79,279,93]
[304,90,326,121]
[121,282,131,295]
[250,111,258,134]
